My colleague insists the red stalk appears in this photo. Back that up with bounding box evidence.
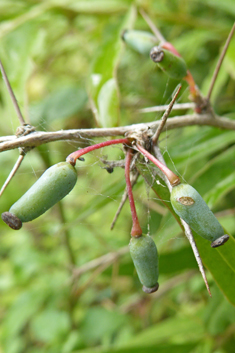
[125,149,142,237]
[66,138,130,165]
[136,144,181,186]
[161,42,181,57]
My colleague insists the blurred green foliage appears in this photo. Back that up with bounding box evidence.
[0,1,235,353]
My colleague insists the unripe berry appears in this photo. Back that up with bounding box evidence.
[130,234,159,293]
[150,46,187,80]
[122,30,158,56]
[170,183,229,247]
[2,162,77,229]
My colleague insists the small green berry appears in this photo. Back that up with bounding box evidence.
[122,30,158,56]
[170,183,229,247]
[150,46,187,80]
[130,234,159,293]
[2,162,77,228]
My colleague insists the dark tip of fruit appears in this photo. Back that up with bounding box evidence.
[150,46,164,63]
[211,234,229,248]
[1,212,22,230]
[142,283,159,294]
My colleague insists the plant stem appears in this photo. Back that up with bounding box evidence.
[66,138,130,165]
[0,59,26,125]
[152,84,181,145]
[139,8,165,42]
[207,22,235,100]
[2,114,235,152]
[138,102,195,113]
[125,149,142,237]
[111,171,139,230]
[0,154,24,198]
[136,144,180,186]
[161,42,181,56]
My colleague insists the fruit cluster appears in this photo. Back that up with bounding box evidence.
[1,29,229,294]
[1,135,229,293]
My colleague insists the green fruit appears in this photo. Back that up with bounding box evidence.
[150,46,187,80]
[170,183,229,247]
[130,235,159,293]
[2,162,77,229]
[122,30,158,56]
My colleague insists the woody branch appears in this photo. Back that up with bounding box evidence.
[1,113,235,153]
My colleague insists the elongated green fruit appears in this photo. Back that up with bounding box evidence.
[150,46,187,80]
[130,235,159,293]
[170,183,229,247]
[1,162,77,229]
[122,30,158,56]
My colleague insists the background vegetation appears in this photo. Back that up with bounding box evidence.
[0,1,235,352]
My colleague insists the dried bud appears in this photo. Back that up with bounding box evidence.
[1,212,22,230]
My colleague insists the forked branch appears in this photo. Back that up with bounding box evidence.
[1,113,235,153]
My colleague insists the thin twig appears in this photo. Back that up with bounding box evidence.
[139,8,165,42]
[138,102,195,113]
[0,62,34,196]
[72,246,129,280]
[0,154,24,198]
[100,158,125,169]
[120,270,197,313]
[180,219,211,296]
[153,145,211,296]
[207,22,235,100]
[111,171,139,230]
[0,59,25,125]
[1,113,235,152]
[57,201,76,266]
[125,149,142,237]
[152,85,182,145]
[73,261,114,298]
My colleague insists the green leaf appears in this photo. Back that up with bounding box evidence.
[81,307,127,345]
[97,78,119,127]
[190,144,235,198]
[203,171,235,208]
[126,316,203,346]
[190,144,235,184]
[88,5,136,127]
[30,86,88,127]
[31,310,70,344]
[0,21,41,106]
[224,36,235,79]
[206,296,235,335]
[0,2,51,40]
[63,0,129,14]
[74,343,197,353]
[201,55,229,103]
[170,130,235,168]
[194,231,235,306]
[2,290,44,339]
[75,178,126,222]
[196,0,235,16]
[172,29,218,64]
[160,246,198,274]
